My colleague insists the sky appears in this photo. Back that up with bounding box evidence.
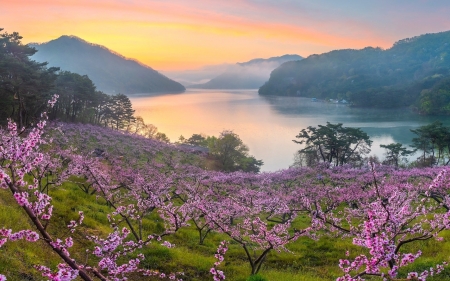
[2,0,450,71]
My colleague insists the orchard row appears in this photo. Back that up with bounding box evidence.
[1,98,450,281]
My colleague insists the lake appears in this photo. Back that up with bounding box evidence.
[130,89,450,172]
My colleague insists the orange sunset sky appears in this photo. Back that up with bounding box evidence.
[2,0,450,71]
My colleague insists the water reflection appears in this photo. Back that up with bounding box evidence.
[130,90,450,172]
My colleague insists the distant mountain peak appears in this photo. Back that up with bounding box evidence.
[238,54,303,66]
[56,35,86,41]
[32,35,153,70]
[31,35,185,94]
[32,35,92,47]
[189,54,303,89]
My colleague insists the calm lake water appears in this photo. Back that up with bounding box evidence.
[130,89,450,172]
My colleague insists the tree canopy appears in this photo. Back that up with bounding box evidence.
[410,121,450,166]
[0,29,59,127]
[0,29,144,131]
[294,122,372,166]
[259,30,450,113]
[380,142,416,167]
[417,76,450,115]
[180,131,263,173]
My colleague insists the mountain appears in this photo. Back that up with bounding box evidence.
[30,36,185,94]
[188,54,302,89]
[259,31,450,110]
[161,64,233,87]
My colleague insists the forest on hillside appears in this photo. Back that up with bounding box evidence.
[0,29,139,129]
[259,31,450,114]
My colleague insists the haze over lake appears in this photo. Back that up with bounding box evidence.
[130,89,450,172]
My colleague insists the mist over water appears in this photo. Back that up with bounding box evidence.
[130,89,450,172]
[162,55,302,88]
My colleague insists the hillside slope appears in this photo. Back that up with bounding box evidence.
[259,31,450,109]
[31,36,185,94]
[190,54,302,89]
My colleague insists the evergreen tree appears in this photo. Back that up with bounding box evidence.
[106,94,135,130]
[0,29,58,127]
[380,143,415,167]
[411,121,450,166]
[294,122,372,166]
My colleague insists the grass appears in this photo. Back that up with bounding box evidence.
[2,180,450,281]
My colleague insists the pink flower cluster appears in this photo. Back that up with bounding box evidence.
[67,211,84,233]
[0,228,40,246]
[3,95,450,281]
[35,264,78,281]
[210,241,228,281]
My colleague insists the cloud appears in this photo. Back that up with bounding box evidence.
[3,0,450,70]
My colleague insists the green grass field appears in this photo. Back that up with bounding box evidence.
[1,181,450,281]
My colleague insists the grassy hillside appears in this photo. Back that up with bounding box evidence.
[2,182,450,281]
[2,122,450,281]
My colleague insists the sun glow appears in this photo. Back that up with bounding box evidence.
[3,0,450,70]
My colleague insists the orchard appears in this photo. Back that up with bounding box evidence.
[1,97,450,281]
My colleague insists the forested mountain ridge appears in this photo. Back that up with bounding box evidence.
[237,54,302,67]
[259,30,450,112]
[190,54,302,89]
[30,35,185,94]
